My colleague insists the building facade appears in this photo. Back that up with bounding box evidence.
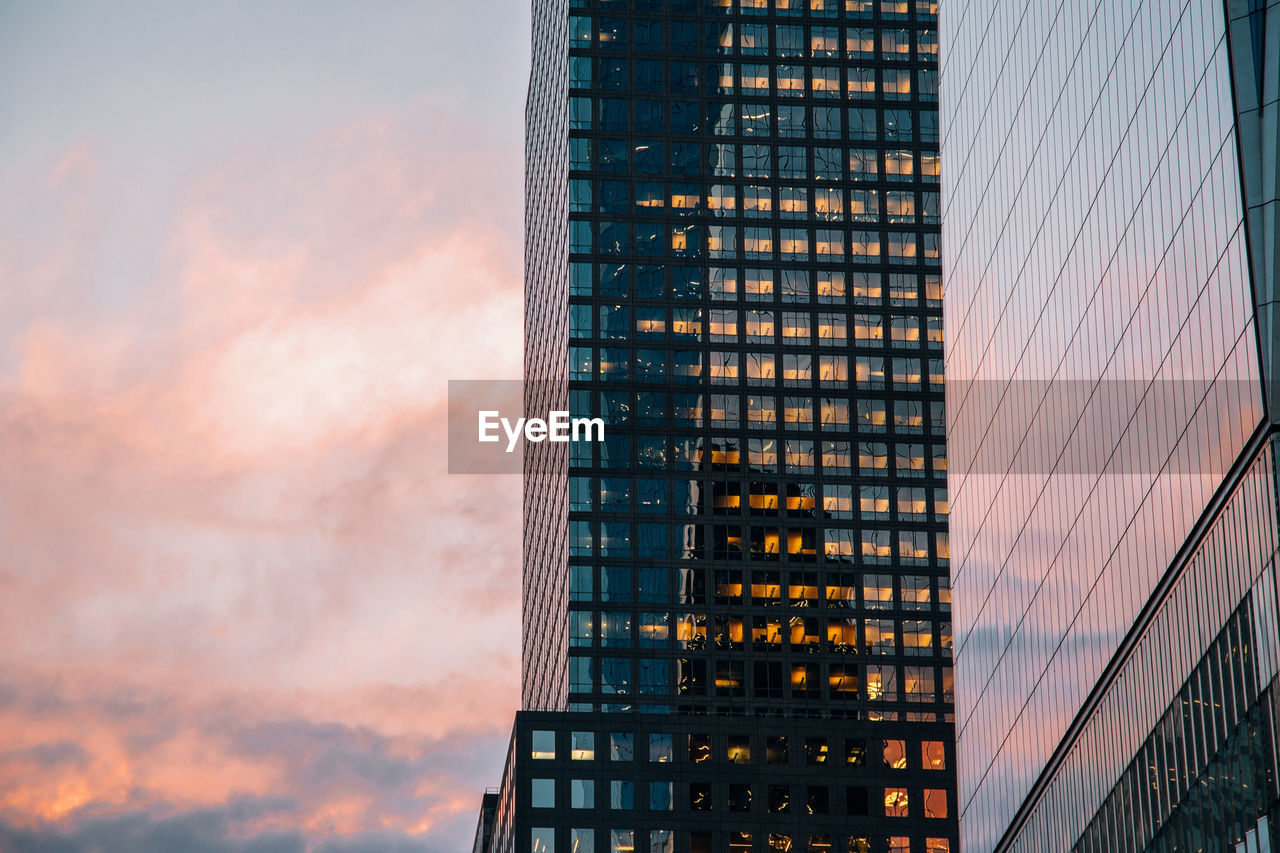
[942,0,1280,850]
[480,2,958,853]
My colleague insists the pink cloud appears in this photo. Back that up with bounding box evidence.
[0,95,524,850]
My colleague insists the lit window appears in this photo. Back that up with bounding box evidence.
[572,732,595,760]
[611,830,634,853]
[572,828,595,853]
[531,731,555,760]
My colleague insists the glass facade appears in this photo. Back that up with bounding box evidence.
[484,2,959,853]
[943,0,1280,850]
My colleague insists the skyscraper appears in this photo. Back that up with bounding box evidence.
[943,0,1280,850]
[479,3,957,853]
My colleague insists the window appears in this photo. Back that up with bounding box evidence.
[766,736,789,764]
[572,731,595,760]
[610,780,634,810]
[867,665,897,701]
[572,829,596,853]
[611,831,634,853]
[532,779,555,808]
[728,735,751,763]
[533,828,555,853]
[923,789,948,819]
[650,831,673,853]
[571,779,595,809]
[610,732,634,761]
[729,785,752,812]
[884,787,909,817]
[805,738,829,764]
[904,666,935,702]
[532,731,555,760]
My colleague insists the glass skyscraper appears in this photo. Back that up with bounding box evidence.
[477,3,957,853]
[943,0,1280,850]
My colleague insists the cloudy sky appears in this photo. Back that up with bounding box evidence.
[0,2,529,850]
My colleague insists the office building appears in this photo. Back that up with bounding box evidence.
[943,0,1280,850]
[478,2,957,853]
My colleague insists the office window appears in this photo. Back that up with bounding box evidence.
[532,731,555,760]
[532,779,555,808]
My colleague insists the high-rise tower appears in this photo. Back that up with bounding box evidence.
[481,3,957,853]
[943,0,1280,850]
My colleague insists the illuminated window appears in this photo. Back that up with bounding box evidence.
[784,440,814,473]
[814,187,843,220]
[828,617,857,648]
[849,189,878,223]
[864,574,893,609]
[710,351,740,384]
[778,312,808,342]
[884,68,912,97]
[778,187,808,218]
[817,313,847,345]
[858,442,888,474]
[531,731,555,760]
[745,311,775,342]
[904,666,935,702]
[829,664,859,696]
[851,230,880,260]
[741,64,769,92]
[572,828,595,853]
[743,227,773,258]
[819,397,849,425]
[859,484,889,518]
[882,29,911,58]
[814,225,844,256]
[884,786,909,817]
[846,26,875,58]
[811,66,840,94]
[611,830,634,853]
[850,148,878,180]
[885,150,915,180]
[817,270,846,302]
[865,619,895,655]
[533,828,555,853]
[867,665,897,701]
[811,27,840,55]
[778,65,805,93]
[855,356,885,388]
[922,740,946,770]
[821,441,852,473]
[710,310,738,342]
[818,355,848,385]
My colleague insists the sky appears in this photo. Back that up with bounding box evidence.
[0,2,530,850]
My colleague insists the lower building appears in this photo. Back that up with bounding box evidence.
[478,712,956,853]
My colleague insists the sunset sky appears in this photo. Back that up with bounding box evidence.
[0,2,529,850]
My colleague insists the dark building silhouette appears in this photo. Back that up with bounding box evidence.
[479,2,955,852]
[943,0,1280,850]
